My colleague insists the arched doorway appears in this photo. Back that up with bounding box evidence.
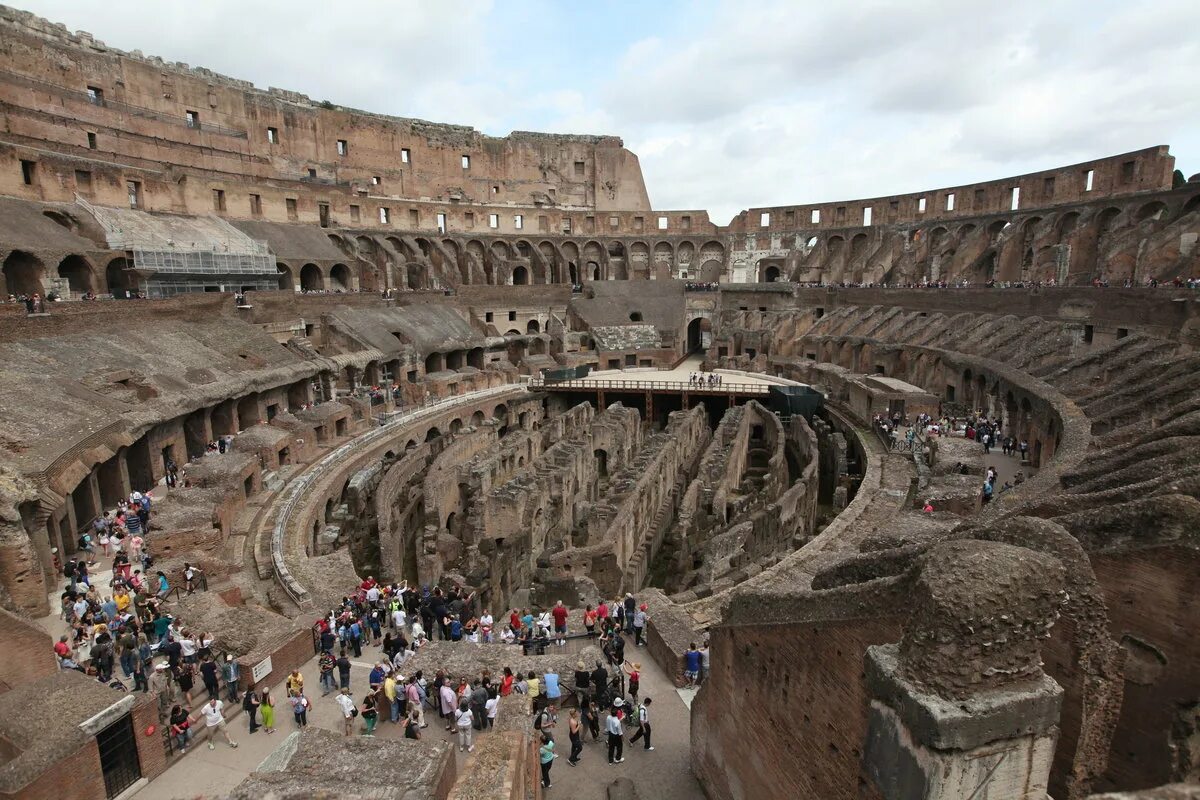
[588,262,600,281]
[56,255,94,296]
[105,257,135,298]
[511,266,529,285]
[686,317,712,352]
[330,263,352,291]
[3,251,45,296]
[300,263,323,291]
[526,319,540,334]
[277,262,295,291]
[765,265,780,282]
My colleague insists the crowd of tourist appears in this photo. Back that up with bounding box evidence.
[683,281,719,291]
[688,371,723,387]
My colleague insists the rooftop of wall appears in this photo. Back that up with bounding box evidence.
[0,5,625,147]
[228,220,348,262]
[728,146,1175,232]
[327,304,481,354]
[0,313,317,475]
[0,197,108,253]
[569,279,686,331]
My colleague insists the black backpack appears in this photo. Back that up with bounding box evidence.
[242,691,256,711]
[63,559,77,578]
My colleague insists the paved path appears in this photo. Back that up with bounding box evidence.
[568,354,785,388]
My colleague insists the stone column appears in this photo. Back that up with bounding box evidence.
[863,540,1068,800]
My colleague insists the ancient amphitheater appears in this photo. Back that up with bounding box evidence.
[0,6,1198,800]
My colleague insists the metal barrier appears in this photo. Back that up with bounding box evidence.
[529,377,771,394]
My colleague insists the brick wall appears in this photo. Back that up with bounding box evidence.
[131,696,168,782]
[0,606,56,694]
[692,617,902,800]
[236,625,313,694]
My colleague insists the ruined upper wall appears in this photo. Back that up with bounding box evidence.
[728,147,1176,233]
[0,5,652,212]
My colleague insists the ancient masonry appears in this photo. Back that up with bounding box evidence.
[0,5,1197,800]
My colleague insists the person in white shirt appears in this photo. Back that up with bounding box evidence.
[454,701,474,752]
[393,607,406,629]
[485,694,499,728]
[366,584,380,604]
[179,634,197,663]
[480,611,494,643]
[192,698,238,750]
[500,627,516,644]
[335,688,357,737]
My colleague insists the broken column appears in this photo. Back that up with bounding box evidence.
[863,539,1068,800]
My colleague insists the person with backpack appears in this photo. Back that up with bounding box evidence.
[243,686,260,733]
[628,697,654,751]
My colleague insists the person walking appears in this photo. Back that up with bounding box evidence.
[361,692,378,736]
[629,697,654,751]
[319,650,336,696]
[539,733,557,788]
[193,697,238,751]
[632,604,648,646]
[567,708,584,766]
[260,687,276,734]
[221,654,240,703]
[606,703,625,764]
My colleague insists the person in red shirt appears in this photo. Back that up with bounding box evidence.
[597,600,609,623]
[54,635,71,660]
[509,609,521,635]
[551,601,569,646]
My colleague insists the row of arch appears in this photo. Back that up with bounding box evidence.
[2,250,136,297]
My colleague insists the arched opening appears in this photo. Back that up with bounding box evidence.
[593,449,608,478]
[588,262,600,281]
[237,393,260,430]
[3,251,45,297]
[1182,194,1200,218]
[493,404,508,424]
[1096,208,1122,236]
[568,263,578,284]
[764,265,780,282]
[56,255,94,295]
[43,209,77,230]
[698,260,722,282]
[276,262,295,291]
[471,410,485,426]
[300,263,323,291]
[526,319,540,334]
[449,418,463,434]
[425,427,441,443]
[629,312,643,322]
[445,350,464,370]
[511,265,529,285]
[687,317,711,352]
[425,352,444,374]
[329,263,352,291]
[1135,201,1166,223]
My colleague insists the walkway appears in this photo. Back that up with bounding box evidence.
[130,630,703,799]
[568,354,784,387]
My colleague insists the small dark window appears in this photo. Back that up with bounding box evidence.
[1083,324,1095,344]
[349,204,360,222]
[74,169,92,194]
[249,194,262,216]
[20,159,36,185]
[286,198,298,219]
[485,312,494,322]
[508,311,516,321]
[574,160,585,176]
[213,188,226,212]
[87,132,97,149]
[1121,161,1136,184]
[307,167,317,178]
[186,110,199,129]
[1116,328,1129,339]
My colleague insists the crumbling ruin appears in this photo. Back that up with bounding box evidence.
[0,5,1197,800]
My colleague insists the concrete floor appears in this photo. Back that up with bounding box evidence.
[568,354,784,388]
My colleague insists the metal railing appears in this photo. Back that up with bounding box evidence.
[529,377,772,394]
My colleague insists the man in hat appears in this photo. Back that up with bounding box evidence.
[606,699,625,764]
[222,654,240,703]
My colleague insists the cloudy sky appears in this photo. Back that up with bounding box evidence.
[15,0,1200,224]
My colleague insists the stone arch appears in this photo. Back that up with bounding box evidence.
[56,255,95,295]
[758,260,783,282]
[526,318,540,333]
[465,239,488,284]
[629,311,643,322]
[468,347,485,369]
[471,410,485,426]
[677,240,695,268]
[406,263,428,290]
[277,262,295,291]
[698,260,722,282]
[425,352,444,373]
[957,223,977,239]
[1181,194,1200,219]
[987,219,1010,242]
[653,241,673,275]
[1095,207,1122,236]
[492,403,508,423]
[355,235,376,257]
[1056,212,1081,238]
[511,265,529,285]
[449,418,463,434]
[300,263,324,291]
[3,250,45,296]
[43,209,80,231]
[1135,201,1167,223]
[687,316,712,352]
[425,427,441,442]
[330,263,352,291]
[105,257,136,297]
